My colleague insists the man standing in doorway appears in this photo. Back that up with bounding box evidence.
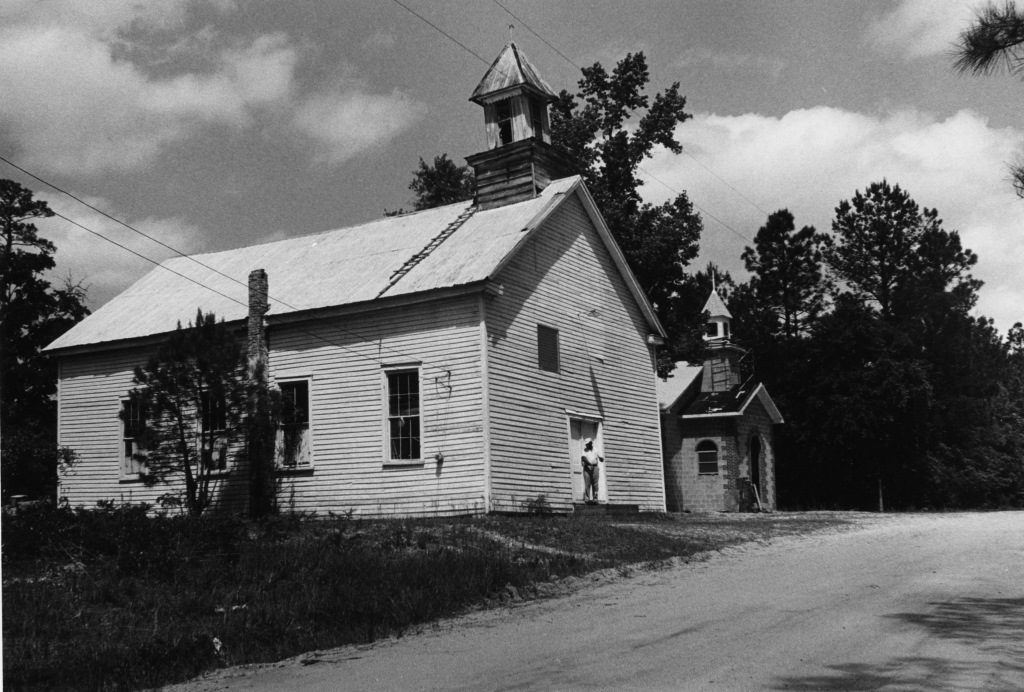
[581,437,603,503]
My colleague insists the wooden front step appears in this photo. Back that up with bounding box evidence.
[572,503,640,515]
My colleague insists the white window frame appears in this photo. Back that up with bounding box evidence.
[120,398,146,479]
[276,378,313,470]
[382,366,423,465]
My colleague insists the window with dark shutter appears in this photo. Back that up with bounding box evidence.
[537,325,559,373]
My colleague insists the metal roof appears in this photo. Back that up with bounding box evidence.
[657,364,703,411]
[46,176,662,353]
[469,42,558,104]
[701,288,732,319]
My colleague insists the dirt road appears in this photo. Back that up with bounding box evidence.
[171,512,1024,691]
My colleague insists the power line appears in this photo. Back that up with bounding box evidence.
[491,0,581,70]
[394,1,757,247]
[682,149,771,218]
[1,155,428,366]
[48,209,415,367]
[390,0,491,65]
[49,210,246,308]
[640,166,753,244]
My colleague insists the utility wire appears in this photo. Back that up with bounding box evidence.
[50,210,246,308]
[390,0,491,64]
[49,209,414,367]
[641,165,753,244]
[682,149,771,218]
[1,155,427,366]
[398,0,757,246]
[491,0,763,242]
[492,0,581,70]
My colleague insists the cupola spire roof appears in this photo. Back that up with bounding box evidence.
[702,285,732,319]
[469,41,558,104]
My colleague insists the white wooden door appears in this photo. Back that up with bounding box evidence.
[569,418,599,502]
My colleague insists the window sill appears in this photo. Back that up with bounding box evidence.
[202,468,233,478]
[276,465,314,476]
[383,459,424,468]
[119,476,146,484]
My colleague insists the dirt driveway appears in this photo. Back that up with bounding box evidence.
[169,512,1024,691]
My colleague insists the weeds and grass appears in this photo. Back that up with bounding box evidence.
[2,505,850,691]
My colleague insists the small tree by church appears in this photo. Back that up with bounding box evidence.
[125,310,248,515]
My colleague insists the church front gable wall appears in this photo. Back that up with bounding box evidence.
[676,417,737,513]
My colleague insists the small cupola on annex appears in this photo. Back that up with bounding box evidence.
[466,40,575,210]
[700,284,747,394]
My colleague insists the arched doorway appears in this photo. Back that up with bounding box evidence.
[749,435,762,493]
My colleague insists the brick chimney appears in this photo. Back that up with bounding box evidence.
[466,42,574,210]
[247,268,268,381]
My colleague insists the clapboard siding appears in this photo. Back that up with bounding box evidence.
[58,345,260,512]
[267,295,486,517]
[58,347,167,508]
[56,295,486,517]
[486,196,665,512]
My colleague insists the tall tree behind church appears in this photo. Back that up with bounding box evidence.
[405,53,703,371]
[1,179,89,500]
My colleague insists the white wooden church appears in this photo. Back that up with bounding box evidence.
[47,43,671,517]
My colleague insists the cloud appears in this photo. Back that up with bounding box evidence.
[642,107,1024,333]
[362,31,397,51]
[293,88,427,164]
[0,3,425,175]
[0,11,298,175]
[673,48,786,82]
[865,0,988,58]
[37,192,206,309]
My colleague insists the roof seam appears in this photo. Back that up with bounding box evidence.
[376,205,477,299]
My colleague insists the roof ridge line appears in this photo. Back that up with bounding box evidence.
[376,205,477,299]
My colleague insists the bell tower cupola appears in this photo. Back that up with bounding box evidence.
[465,41,575,209]
[702,282,732,343]
[700,283,747,393]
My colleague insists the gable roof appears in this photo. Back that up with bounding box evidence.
[658,362,783,424]
[702,288,731,319]
[469,42,558,104]
[47,176,664,353]
[657,364,703,411]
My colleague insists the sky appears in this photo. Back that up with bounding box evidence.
[2,0,1022,334]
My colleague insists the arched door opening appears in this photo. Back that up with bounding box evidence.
[749,435,762,492]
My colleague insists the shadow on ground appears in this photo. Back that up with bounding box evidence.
[770,597,1024,690]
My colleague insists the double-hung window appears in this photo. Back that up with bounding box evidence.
[277,380,311,468]
[696,440,719,475]
[199,390,228,471]
[121,399,147,477]
[386,369,421,462]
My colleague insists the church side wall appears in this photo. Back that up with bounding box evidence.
[57,347,177,509]
[268,296,486,518]
[486,195,665,513]
[56,295,487,517]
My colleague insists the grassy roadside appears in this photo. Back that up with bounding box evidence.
[2,506,852,691]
